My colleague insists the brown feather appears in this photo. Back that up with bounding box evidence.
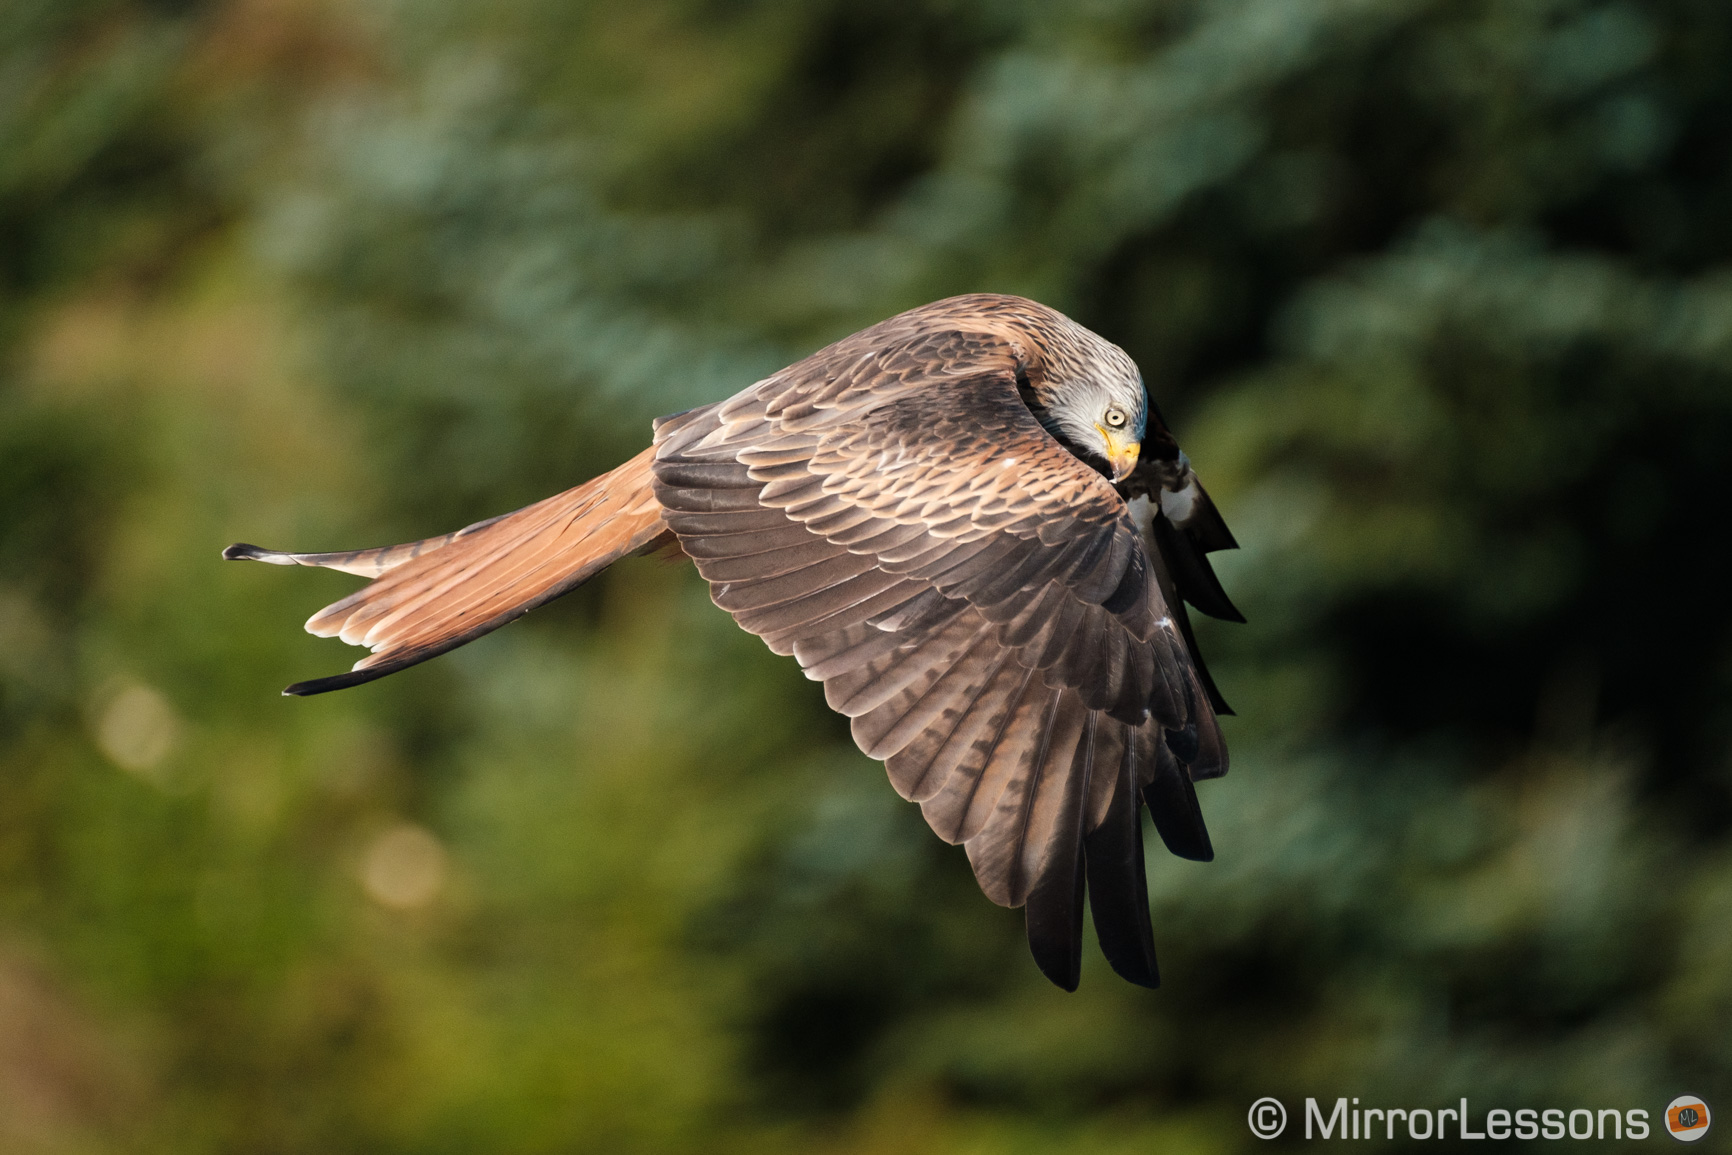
[233,293,1241,990]
[231,448,668,695]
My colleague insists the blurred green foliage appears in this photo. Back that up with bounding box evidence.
[3,0,1731,1151]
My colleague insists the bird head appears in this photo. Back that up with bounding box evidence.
[1031,336,1149,483]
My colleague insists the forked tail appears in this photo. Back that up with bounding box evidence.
[225,446,669,695]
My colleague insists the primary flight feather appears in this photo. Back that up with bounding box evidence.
[225,294,1243,990]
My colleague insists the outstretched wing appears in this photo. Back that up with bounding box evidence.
[653,314,1227,990]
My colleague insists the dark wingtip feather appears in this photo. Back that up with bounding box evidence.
[1164,719,1200,765]
[1186,485,1239,553]
[1145,755,1215,862]
[223,542,277,562]
[1169,594,1234,716]
[1152,516,1245,623]
[1025,844,1086,992]
[1084,786,1161,988]
[1192,577,1247,625]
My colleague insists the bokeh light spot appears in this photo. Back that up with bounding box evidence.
[93,683,181,779]
[361,824,448,910]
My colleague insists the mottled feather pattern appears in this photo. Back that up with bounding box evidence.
[650,298,1229,984]
[230,294,1240,990]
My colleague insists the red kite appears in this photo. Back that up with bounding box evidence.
[226,294,1242,989]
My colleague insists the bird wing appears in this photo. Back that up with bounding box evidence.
[1120,450,1243,714]
[652,317,1227,989]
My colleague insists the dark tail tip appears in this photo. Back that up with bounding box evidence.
[284,665,397,696]
[284,677,348,696]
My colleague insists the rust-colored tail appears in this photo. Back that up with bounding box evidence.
[225,446,669,695]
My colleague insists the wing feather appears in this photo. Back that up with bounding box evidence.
[1023,709,1098,991]
[883,645,1019,802]
[646,295,1238,988]
[920,664,1043,845]
[1083,729,1161,987]
[853,626,1000,760]
[964,688,1090,906]
[741,571,916,645]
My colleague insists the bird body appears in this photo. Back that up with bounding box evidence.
[226,294,1242,990]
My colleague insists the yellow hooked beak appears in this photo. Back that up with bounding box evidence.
[1098,426,1141,482]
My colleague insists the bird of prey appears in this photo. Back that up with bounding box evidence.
[225,294,1243,990]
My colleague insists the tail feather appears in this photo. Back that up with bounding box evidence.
[220,516,508,578]
[225,446,669,695]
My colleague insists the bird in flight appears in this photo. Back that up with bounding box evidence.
[225,294,1243,990]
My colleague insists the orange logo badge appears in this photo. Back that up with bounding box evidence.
[1666,1096,1711,1142]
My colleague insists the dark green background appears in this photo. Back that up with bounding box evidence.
[2,0,1728,1150]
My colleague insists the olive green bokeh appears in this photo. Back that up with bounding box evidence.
[3,1,1729,1151]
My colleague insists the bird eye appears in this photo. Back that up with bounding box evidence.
[1105,408,1126,428]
